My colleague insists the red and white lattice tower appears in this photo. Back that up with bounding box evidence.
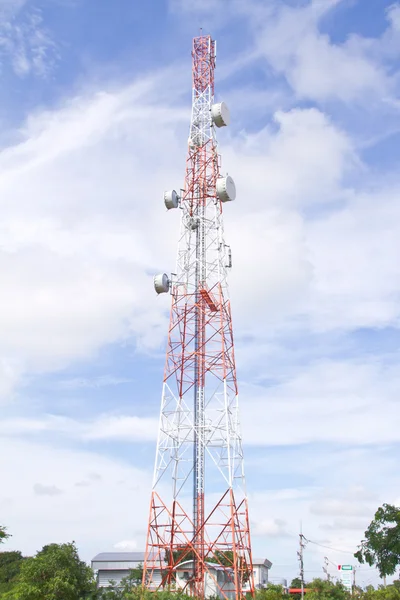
[143,34,254,600]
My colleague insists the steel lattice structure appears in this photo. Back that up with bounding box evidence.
[143,34,254,600]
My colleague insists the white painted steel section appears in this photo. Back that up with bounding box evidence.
[152,36,247,511]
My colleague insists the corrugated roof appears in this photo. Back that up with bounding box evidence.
[253,558,272,567]
[91,552,272,568]
[92,552,145,562]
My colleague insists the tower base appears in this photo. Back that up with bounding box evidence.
[143,489,254,600]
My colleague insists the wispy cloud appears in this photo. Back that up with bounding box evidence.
[0,413,158,443]
[33,483,63,496]
[58,376,134,390]
[0,6,58,77]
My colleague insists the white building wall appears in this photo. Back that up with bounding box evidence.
[97,570,127,587]
[253,563,269,588]
[93,553,271,594]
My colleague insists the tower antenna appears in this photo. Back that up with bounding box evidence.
[143,34,253,600]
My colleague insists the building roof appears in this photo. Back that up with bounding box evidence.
[176,560,232,572]
[92,552,145,563]
[91,552,272,569]
[253,558,273,568]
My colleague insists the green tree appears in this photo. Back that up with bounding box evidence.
[289,577,305,600]
[255,583,286,600]
[207,550,251,583]
[0,551,25,594]
[97,586,194,600]
[127,565,143,586]
[355,504,400,579]
[362,584,400,600]
[164,546,194,569]
[4,541,97,600]
[96,579,123,600]
[363,584,376,599]
[0,526,10,546]
[207,550,234,567]
[306,578,349,600]
[392,582,400,592]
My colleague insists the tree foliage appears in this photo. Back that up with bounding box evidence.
[255,583,286,600]
[252,580,400,600]
[0,551,25,594]
[0,527,10,546]
[97,585,194,600]
[163,548,250,584]
[363,584,400,600]
[207,550,234,567]
[355,504,400,578]
[164,546,194,567]
[4,542,96,600]
[306,578,348,600]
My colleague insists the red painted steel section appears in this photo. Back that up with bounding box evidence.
[143,35,253,600]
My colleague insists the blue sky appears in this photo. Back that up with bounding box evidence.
[0,0,400,588]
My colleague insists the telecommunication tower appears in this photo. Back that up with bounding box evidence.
[143,34,254,600]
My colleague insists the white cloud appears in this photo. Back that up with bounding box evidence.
[321,519,370,532]
[188,0,393,108]
[84,415,158,442]
[387,3,400,32]
[33,483,63,496]
[114,540,138,551]
[0,73,188,397]
[306,186,400,331]
[0,0,26,16]
[0,7,57,77]
[252,518,288,538]
[225,108,353,210]
[0,78,398,450]
[310,499,372,518]
[247,0,392,104]
[58,376,133,390]
[0,437,152,561]
[245,455,396,585]
[1,355,399,450]
[224,107,353,331]
[0,69,357,398]
[169,0,217,12]
[221,114,400,337]
[0,413,158,443]
[0,358,20,401]
[240,359,400,447]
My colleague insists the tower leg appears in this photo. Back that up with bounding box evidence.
[143,490,254,599]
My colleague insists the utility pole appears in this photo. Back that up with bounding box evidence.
[323,557,331,581]
[352,566,356,595]
[297,526,306,600]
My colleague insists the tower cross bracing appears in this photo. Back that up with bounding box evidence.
[143,34,254,600]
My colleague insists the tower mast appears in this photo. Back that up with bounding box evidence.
[143,34,253,600]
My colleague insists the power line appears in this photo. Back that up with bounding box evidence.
[304,537,356,555]
[284,527,361,556]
